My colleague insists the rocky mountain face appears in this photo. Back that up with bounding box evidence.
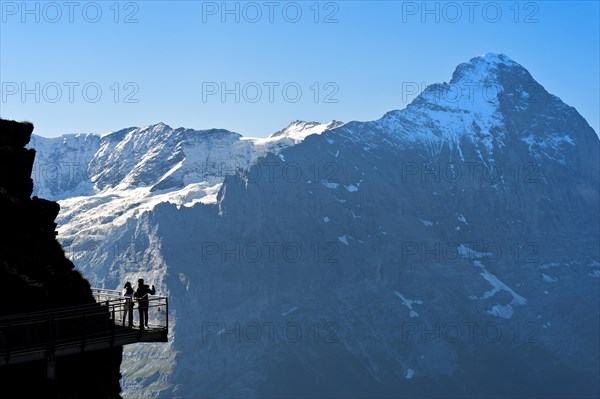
[0,119,122,398]
[28,54,599,398]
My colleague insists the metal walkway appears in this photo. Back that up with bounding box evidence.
[0,288,168,366]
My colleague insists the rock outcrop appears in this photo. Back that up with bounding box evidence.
[0,118,123,398]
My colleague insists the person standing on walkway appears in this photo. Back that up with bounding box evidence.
[122,281,134,328]
[134,278,155,330]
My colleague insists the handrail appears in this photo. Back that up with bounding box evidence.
[0,289,167,322]
[0,300,117,322]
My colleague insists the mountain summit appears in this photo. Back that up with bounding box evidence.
[269,120,345,141]
[27,54,599,398]
[366,52,592,166]
[451,53,521,82]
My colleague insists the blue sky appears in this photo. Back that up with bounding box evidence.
[1,1,598,137]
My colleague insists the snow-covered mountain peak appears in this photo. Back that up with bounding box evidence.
[450,52,522,85]
[372,54,548,160]
[363,53,586,168]
[474,52,519,67]
[268,120,344,142]
[142,122,172,132]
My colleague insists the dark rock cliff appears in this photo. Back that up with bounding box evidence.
[0,119,123,398]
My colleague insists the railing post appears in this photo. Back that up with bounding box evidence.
[111,303,116,346]
[48,315,55,353]
[47,358,57,380]
[81,311,86,351]
[4,323,11,365]
[47,314,56,379]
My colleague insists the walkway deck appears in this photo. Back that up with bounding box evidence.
[0,288,168,366]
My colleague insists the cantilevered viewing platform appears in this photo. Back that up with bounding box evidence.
[0,288,168,366]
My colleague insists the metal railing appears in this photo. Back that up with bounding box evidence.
[0,288,168,366]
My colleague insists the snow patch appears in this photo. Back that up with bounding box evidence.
[458,244,492,259]
[588,270,600,278]
[521,133,575,162]
[281,306,299,316]
[321,180,339,189]
[539,262,561,269]
[486,304,514,319]
[480,269,527,305]
[542,273,558,283]
[394,291,423,318]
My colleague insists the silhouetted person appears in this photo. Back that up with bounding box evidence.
[122,281,134,327]
[134,278,155,330]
